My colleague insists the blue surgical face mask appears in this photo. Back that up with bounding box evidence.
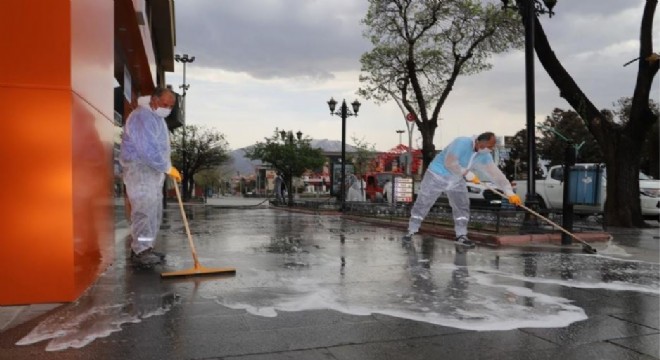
[478,148,492,154]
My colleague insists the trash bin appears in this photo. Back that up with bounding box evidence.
[568,167,602,205]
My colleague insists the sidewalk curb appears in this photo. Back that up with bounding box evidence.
[213,204,613,249]
[268,205,342,215]
[342,214,611,248]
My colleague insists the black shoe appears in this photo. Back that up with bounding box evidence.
[402,234,413,242]
[131,249,164,267]
[150,250,166,260]
[455,235,476,249]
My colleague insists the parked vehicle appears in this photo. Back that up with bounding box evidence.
[435,181,514,209]
[364,171,513,208]
[514,163,660,219]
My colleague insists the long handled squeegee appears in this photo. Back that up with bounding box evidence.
[161,177,237,278]
[484,183,597,254]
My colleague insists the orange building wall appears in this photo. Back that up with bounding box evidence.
[0,0,114,304]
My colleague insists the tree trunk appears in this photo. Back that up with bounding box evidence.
[182,176,193,201]
[604,138,645,227]
[646,122,659,178]
[523,0,658,227]
[420,133,436,172]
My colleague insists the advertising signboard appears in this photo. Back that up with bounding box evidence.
[394,177,413,203]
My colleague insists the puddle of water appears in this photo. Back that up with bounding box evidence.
[16,264,180,352]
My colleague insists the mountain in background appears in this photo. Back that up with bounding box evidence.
[229,139,358,175]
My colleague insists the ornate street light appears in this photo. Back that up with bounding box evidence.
[502,0,555,16]
[327,98,361,211]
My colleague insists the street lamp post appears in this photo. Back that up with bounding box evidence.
[501,0,555,230]
[396,130,405,145]
[523,1,538,211]
[175,53,195,199]
[396,129,405,173]
[327,98,361,211]
[397,77,417,176]
[405,112,416,176]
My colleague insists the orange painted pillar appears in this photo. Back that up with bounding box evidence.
[0,0,115,304]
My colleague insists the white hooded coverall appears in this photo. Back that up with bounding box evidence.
[119,96,172,254]
[408,136,514,238]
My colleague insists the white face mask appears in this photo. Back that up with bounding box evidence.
[478,148,492,154]
[154,107,172,118]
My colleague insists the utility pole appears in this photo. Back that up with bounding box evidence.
[175,54,195,200]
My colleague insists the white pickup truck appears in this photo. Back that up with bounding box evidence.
[514,163,660,219]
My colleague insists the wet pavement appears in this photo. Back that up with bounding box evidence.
[0,198,658,359]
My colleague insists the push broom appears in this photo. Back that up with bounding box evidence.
[161,176,236,278]
[483,183,598,254]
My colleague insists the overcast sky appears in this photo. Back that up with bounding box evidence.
[166,0,659,152]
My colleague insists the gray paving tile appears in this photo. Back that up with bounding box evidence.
[609,333,660,359]
[0,306,22,331]
[225,348,338,360]
[242,309,374,331]
[0,304,61,333]
[327,329,557,360]
[327,340,448,360]
[521,315,658,346]
[610,311,660,330]
[494,341,657,360]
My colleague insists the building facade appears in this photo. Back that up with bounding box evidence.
[0,0,177,305]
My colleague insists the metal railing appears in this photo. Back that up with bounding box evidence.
[268,197,605,234]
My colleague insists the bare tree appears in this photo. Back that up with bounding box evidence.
[171,125,230,200]
[350,136,378,178]
[359,0,523,170]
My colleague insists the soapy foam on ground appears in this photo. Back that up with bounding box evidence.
[211,267,589,331]
[16,264,180,352]
[598,239,633,257]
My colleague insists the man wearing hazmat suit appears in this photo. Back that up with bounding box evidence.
[120,88,181,266]
[274,172,286,204]
[403,132,521,248]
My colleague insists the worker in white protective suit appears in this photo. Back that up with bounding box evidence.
[120,88,182,267]
[346,174,366,202]
[382,179,393,204]
[402,132,521,248]
[274,172,286,204]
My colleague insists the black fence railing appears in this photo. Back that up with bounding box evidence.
[275,199,604,234]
